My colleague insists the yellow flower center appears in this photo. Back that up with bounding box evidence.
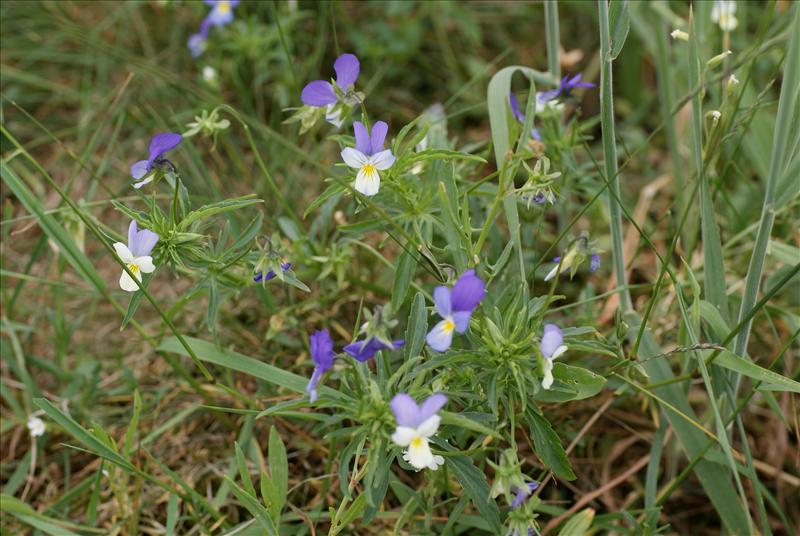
[218,1,231,14]
[127,263,140,275]
[410,436,424,449]
[362,163,376,177]
[442,319,455,333]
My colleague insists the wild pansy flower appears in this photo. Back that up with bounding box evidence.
[508,91,542,141]
[27,415,45,437]
[130,133,182,188]
[511,482,540,509]
[590,252,601,273]
[538,73,595,102]
[426,270,485,352]
[188,1,239,57]
[711,1,738,31]
[306,329,335,403]
[113,221,159,292]
[390,393,447,471]
[344,338,404,362]
[341,121,396,196]
[540,324,567,390]
[188,19,211,58]
[253,262,292,282]
[301,53,361,128]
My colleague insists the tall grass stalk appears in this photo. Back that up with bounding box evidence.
[597,0,632,312]
[545,1,561,80]
[732,4,800,358]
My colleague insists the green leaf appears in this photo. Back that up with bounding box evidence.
[123,389,142,458]
[157,336,347,402]
[268,426,288,511]
[235,442,257,497]
[180,195,263,229]
[33,398,135,472]
[708,350,800,393]
[558,507,595,536]
[403,292,428,360]
[224,475,278,535]
[608,0,630,60]
[120,273,154,330]
[390,247,417,311]
[441,446,502,533]
[534,363,606,402]
[440,411,496,437]
[303,182,344,218]
[525,409,576,480]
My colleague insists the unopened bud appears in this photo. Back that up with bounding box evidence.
[670,29,689,41]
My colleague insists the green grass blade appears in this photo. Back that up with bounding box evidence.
[598,0,632,312]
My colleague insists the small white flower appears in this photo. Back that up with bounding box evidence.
[27,416,45,437]
[711,1,738,32]
[728,74,740,86]
[710,110,722,125]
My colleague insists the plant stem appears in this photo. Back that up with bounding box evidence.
[597,0,632,312]
[545,1,561,80]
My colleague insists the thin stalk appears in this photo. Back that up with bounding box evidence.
[597,0,632,312]
[733,5,800,357]
[545,1,561,80]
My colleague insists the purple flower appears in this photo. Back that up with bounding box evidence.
[306,329,335,403]
[301,53,360,107]
[508,92,542,141]
[540,324,567,390]
[205,0,239,27]
[539,73,595,102]
[188,18,211,58]
[112,220,159,292]
[511,481,540,509]
[390,393,447,471]
[425,270,485,352]
[188,1,239,57]
[344,338,404,362]
[590,252,601,273]
[253,262,292,282]
[341,121,396,196]
[130,133,182,188]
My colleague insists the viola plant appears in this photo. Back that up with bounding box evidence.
[7,2,795,536]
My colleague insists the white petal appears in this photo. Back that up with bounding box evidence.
[341,147,368,168]
[354,167,380,196]
[428,455,445,470]
[120,268,141,292]
[369,149,396,170]
[425,319,454,352]
[391,426,417,447]
[27,417,45,437]
[135,256,156,273]
[542,359,554,390]
[405,437,435,471]
[133,176,154,189]
[113,242,134,263]
[551,344,568,360]
[326,104,344,128]
[544,265,559,281]
[416,415,441,438]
